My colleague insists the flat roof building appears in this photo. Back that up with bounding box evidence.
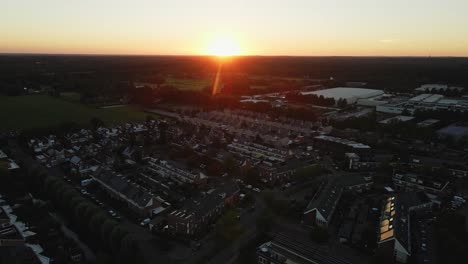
[437,123,468,140]
[301,87,384,104]
[257,232,352,264]
[377,94,468,114]
[393,172,449,195]
[313,135,372,160]
[417,119,440,128]
[415,84,464,93]
[378,193,433,263]
[379,115,415,124]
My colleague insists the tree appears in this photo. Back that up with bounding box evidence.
[337,98,348,108]
[95,251,112,264]
[401,108,411,116]
[215,210,243,243]
[310,226,329,243]
[90,117,105,131]
[74,202,90,221]
[0,161,9,178]
[435,212,468,263]
[101,220,118,249]
[223,156,238,174]
[293,165,326,182]
[119,234,139,260]
[158,121,168,144]
[109,227,128,253]
[256,208,274,235]
[88,213,108,239]
[244,167,261,185]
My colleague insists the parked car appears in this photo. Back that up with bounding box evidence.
[140,218,151,226]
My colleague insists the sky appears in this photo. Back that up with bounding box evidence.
[2,0,468,56]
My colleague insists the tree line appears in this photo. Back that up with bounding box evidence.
[27,168,143,264]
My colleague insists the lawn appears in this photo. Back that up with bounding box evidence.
[59,92,82,102]
[165,77,213,90]
[0,95,153,131]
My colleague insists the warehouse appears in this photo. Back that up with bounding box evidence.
[301,87,384,104]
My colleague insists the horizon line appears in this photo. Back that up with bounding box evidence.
[1,52,468,59]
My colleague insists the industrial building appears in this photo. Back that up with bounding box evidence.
[313,135,372,160]
[379,115,415,124]
[377,94,468,114]
[437,123,468,140]
[415,84,464,93]
[301,87,385,104]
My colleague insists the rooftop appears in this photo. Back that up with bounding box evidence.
[337,174,373,187]
[304,181,343,220]
[170,180,239,220]
[314,135,371,149]
[379,193,431,253]
[258,232,352,264]
[0,244,42,264]
[415,84,464,92]
[379,115,415,124]
[393,173,448,192]
[94,169,158,208]
[437,123,468,139]
[301,87,384,103]
[417,119,440,127]
[409,94,444,103]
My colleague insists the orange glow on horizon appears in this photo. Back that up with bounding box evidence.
[205,36,242,57]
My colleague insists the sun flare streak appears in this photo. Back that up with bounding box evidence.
[212,62,223,95]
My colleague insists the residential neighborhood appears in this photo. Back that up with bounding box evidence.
[1,53,468,264]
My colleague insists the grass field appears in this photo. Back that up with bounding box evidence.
[165,77,213,90]
[0,95,153,131]
[59,92,82,102]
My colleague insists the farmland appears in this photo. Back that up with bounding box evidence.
[0,95,153,131]
[165,77,213,90]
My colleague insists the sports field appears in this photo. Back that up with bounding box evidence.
[0,95,152,131]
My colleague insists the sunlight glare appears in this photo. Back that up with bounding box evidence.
[207,36,241,57]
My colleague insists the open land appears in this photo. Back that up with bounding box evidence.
[0,95,152,131]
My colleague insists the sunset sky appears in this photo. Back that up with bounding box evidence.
[2,0,468,56]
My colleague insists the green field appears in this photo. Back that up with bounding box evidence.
[165,77,213,90]
[0,95,153,131]
[59,92,82,102]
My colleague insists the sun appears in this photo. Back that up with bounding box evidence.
[206,36,241,57]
